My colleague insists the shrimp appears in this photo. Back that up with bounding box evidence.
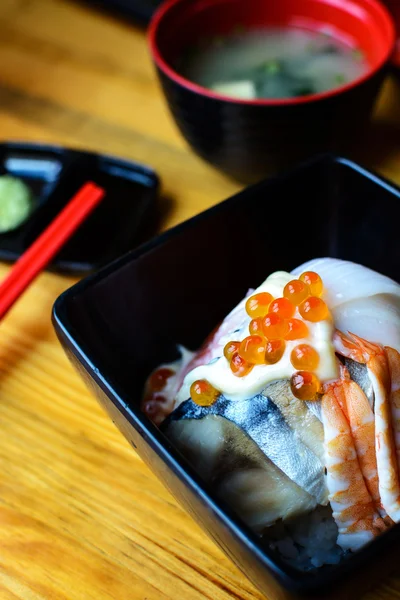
[329,363,382,515]
[334,331,400,522]
[321,387,387,550]
[385,347,400,469]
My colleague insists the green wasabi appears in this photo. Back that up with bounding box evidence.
[0,176,33,233]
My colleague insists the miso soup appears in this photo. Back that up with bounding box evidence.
[178,28,368,100]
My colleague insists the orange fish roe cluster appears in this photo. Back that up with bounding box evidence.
[300,271,323,296]
[240,335,267,365]
[265,339,286,364]
[222,272,330,400]
[224,340,241,361]
[269,297,295,319]
[299,296,329,322]
[290,344,320,371]
[245,292,273,318]
[282,272,330,400]
[286,318,309,340]
[190,379,220,406]
[262,313,289,339]
[290,371,321,401]
[283,280,310,305]
[230,353,254,377]
[249,317,263,335]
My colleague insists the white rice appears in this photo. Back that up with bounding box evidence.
[265,506,346,570]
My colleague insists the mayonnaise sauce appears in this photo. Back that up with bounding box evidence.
[175,271,338,404]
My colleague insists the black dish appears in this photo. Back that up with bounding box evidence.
[53,155,400,600]
[0,142,159,274]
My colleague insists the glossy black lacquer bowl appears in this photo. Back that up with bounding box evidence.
[53,156,400,600]
[148,0,395,183]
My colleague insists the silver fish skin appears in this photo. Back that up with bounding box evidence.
[163,393,327,505]
[166,415,318,531]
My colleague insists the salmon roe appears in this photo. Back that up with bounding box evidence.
[224,340,241,361]
[265,339,286,364]
[149,368,174,391]
[285,318,309,340]
[262,313,289,339]
[230,353,254,377]
[245,292,273,318]
[290,344,320,371]
[190,379,220,406]
[300,271,323,296]
[299,296,329,322]
[283,280,310,305]
[290,371,321,401]
[269,297,295,319]
[249,317,264,336]
[239,335,266,365]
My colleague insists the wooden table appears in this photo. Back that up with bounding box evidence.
[0,1,400,598]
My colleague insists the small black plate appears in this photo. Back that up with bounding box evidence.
[0,142,159,274]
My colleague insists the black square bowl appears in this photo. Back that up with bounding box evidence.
[53,155,400,600]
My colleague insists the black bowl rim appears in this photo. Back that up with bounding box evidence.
[148,0,396,107]
[53,153,400,595]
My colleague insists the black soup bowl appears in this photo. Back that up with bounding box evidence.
[53,156,400,600]
[148,0,395,183]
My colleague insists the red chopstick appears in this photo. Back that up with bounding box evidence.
[0,181,105,320]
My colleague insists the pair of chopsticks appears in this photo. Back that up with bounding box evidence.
[0,182,105,320]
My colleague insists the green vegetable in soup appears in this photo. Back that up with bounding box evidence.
[179,28,367,101]
[0,176,33,233]
[335,73,346,84]
[352,49,364,61]
[262,60,282,75]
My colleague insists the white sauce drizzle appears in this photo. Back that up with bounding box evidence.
[176,271,338,403]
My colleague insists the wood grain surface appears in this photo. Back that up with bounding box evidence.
[0,1,400,599]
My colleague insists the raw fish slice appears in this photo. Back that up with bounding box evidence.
[333,295,400,352]
[293,259,400,351]
[292,258,400,308]
[262,380,325,464]
[141,348,194,426]
[167,415,317,531]
[163,394,327,504]
[165,415,225,481]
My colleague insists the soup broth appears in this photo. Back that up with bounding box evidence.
[178,28,368,100]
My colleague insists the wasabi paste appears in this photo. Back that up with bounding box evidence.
[0,176,33,233]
